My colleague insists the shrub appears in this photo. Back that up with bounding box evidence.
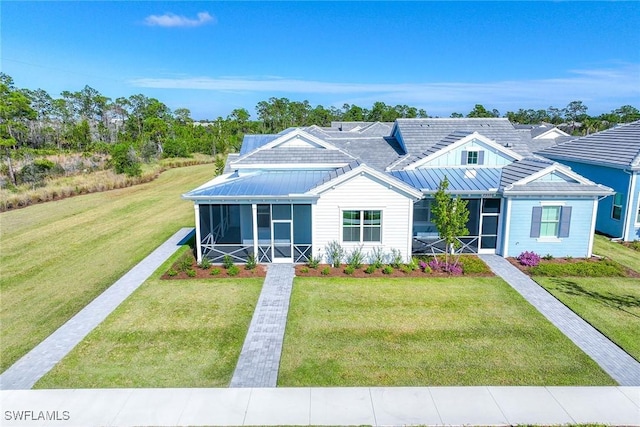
[186,269,196,277]
[365,265,376,274]
[167,268,177,277]
[325,240,345,268]
[389,248,403,268]
[400,264,413,274]
[199,257,211,270]
[517,251,541,267]
[344,265,355,275]
[222,254,234,269]
[419,260,428,272]
[307,254,320,269]
[228,265,240,276]
[382,265,394,274]
[530,259,625,277]
[428,258,441,271]
[346,246,365,269]
[543,253,554,261]
[178,253,194,271]
[210,268,221,276]
[408,257,419,271]
[245,254,257,270]
[629,241,640,252]
[321,266,331,276]
[369,247,386,268]
[444,263,463,276]
[300,266,309,273]
[457,256,490,274]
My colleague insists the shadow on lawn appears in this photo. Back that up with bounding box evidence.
[547,278,640,319]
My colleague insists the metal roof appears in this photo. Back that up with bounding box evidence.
[239,135,279,155]
[390,168,502,193]
[183,170,330,199]
[232,147,355,166]
[539,120,640,169]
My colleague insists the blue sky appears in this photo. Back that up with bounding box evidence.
[2,1,639,120]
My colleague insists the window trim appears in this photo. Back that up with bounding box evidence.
[342,209,382,243]
[612,192,624,221]
[530,204,571,240]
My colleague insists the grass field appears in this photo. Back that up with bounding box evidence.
[35,249,262,388]
[278,277,615,386]
[593,234,640,272]
[0,164,216,372]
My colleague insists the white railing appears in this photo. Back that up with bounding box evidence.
[412,236,479,255]
[202,244,252,263]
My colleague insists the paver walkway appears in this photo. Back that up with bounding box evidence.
[480,254,640,386]
[230,263,295,388]
[1,386,638,426]
[0,228,194,391]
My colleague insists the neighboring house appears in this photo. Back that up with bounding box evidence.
[539,120,640,241]
[183,119,612,264]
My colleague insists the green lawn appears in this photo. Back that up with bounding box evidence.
[0,164,216,372]
[35,251,262,388]
[535,277,640,362]
[593,234,640,272]
[279,277,615,386]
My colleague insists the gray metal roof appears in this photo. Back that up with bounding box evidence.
[390,168,502,193]
[500,157,554,188]
[183,170,331,198]
[311,161,362,188]
[539,120,640,169]
[232,147,355,166]
[239,135,279,155]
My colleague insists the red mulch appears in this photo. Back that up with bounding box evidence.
[162,263,267,280]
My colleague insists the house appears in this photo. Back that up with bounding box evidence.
[538,120,640,241]
[183,118,613,264]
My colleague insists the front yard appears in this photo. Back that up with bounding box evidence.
[35,254,262,388]
[278,277,614,386]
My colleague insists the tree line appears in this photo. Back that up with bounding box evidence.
[1,71,639,184]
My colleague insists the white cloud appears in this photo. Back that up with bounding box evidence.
[144,11,215,28]
[129,64,640,114]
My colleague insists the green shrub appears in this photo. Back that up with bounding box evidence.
[421,265,432,274]
[325,240,345,268]
[344,265,355,275]
[382,265,394,275]
[167,268,177,277]
[198,257,211,270]
[210,268,221,276]
[227,265,240,276]
[364,265,376,274]
[543,253,554,260]
[400,264,413,274]
[530,259,626,277]
[178,253,194,271]
[389,248,403,268]
[186,269,196,277]
[321,266,331,276]
[369,247,387,268]
[457,256,491,274]
[245,254,257,270]
[222,255,234,269]
[628,241,640,252]
[346,246,365,269]
[300,266,309,273]
[307,254,320,269]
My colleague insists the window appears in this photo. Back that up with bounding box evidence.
[530,205,572,239]
[461,150,484,165]
[612,193,624,220]
[343,210,381,242]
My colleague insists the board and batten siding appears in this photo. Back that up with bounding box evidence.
[505,198,597,257]
[422,139,513,167]
[313,174,414,262]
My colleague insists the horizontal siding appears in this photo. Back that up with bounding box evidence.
[559,161,629,238]
[424,139,513,167]
[506,198,596,257]
[314,174,413,262]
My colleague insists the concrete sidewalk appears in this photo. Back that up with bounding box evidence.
[0,228,194,391]
[1,386,638,426]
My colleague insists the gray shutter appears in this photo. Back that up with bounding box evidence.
[478,151,485,165]
[559,206,572,238]
[461,151,468,165]
[530,207,542,238]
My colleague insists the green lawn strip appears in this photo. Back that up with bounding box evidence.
[35,249,262,388]
[535,276,640,362]
[593,234,640,273]
[279,277,614,386]
[0,164,216,372]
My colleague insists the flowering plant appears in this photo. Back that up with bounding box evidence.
[517,251,541,267]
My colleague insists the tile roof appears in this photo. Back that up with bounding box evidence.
[232,147,355,166]
[538,120,640,169]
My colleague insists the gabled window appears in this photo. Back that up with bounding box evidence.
[461,150,484,165]
[343,210,381,242]
[612,193,624,220]
[530,205,572,238]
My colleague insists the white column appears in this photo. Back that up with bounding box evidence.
[194,204,202,263]
[252,204,258,259]
[587,198,599,257]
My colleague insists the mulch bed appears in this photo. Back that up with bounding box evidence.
[295,264,493,278]
[507,256,640,278]
[162,263,267,280]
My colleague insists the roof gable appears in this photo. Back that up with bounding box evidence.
[403,132,523,170]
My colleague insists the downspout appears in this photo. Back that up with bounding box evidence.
[621,169,635,241]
